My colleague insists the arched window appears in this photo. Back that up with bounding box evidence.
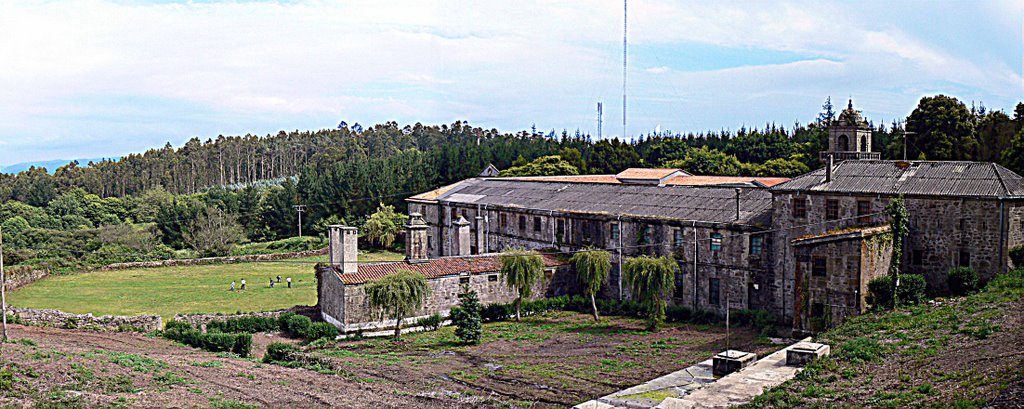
[837,134,849,151]
[860,136,868,152]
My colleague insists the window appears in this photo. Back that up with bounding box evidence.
[556,219,566,241]
[450,207,458,221]
[673,228,684,248]
[499,213,507,229]
[610,223,620,241]
[518,215,526,233]
[641,225,652,245]
[812,257,827,277]
[427,236,432,250]
[750,236,763,256]
[857,200,871,223]
[421,205,427,215]
[793,198,807,219]
[459,276,470,285]
[826,199,839,220]
[533,216,541,232]
[912,249,924,266]
[709,278,721,305]
[488,275,498,282]
[959,251,971,267]
[710,233,723,252]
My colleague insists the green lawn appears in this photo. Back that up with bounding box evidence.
[8,250,403,319]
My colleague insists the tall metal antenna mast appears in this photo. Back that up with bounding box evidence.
[622,0,628,140]
[597,102,603,139]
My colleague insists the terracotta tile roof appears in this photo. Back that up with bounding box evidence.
[500,174,789,187]
[664,175,791,187]
[615,168,687,180]
[408,180,469,202]
[792,224,891,245]
[335,253,567,285]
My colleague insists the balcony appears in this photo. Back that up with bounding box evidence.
[820,151,880,162]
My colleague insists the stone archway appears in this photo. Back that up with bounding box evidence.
[838,134,849,151]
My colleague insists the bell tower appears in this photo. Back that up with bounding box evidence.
[821,99,879,162]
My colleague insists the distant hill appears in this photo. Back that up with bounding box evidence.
[0,157,116,174]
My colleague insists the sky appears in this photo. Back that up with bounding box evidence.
[0,0,1022,166]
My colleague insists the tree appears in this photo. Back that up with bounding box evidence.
[184,206,244,257]
[744,157,810,177]
[450,285,483,344]
[500,248,544,321]
[818,96,836,126]
[663,147,742,176]
[570,248,612,321]
[1001,128,1024,176]
[498,155,579,177]
[362,203,408,249]
[623,255,678,330]
[364,269,430,339]
[905,95,975,160]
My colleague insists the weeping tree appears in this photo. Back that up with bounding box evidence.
[570,248,612,321]
[500,248,544,321]
[364,269,430,339]
[362,202,408,250]
[624,255,679,331]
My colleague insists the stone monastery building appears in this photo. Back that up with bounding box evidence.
[318,101,1024,335]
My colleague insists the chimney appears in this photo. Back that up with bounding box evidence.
[735,188,741,221]
[452,216,471,256]
[826,154,834,183]
[405,213,429,263]
[328,225,358,275]
[474,216,486,255]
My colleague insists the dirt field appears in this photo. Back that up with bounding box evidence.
[0,311,774,408]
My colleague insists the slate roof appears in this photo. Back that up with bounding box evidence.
[771,160,1024,198]
[469,174,788,187]
[427,178,774,225]
[615,168,688,182]
[334,253,566,285]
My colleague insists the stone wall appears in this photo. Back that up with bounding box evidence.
[101,248,328,271]
[1008,202,1024,270]
[172,310,290,331]
[4,266,48,291]
[8,306,162,332]
[323,265,576,332]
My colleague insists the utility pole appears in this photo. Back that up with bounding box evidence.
[622,0,628,140]
[597,102,603,140]
[1,225,8,342]
[903,131,916,161]
[293,205,306,237]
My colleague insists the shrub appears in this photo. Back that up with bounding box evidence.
[733,309,777,336]
[947,266,979,296]
[164,327,252,357]
[452,286,482,344]
[415,313,445,332]
[165,320,193,332]
[868,274,927,309]
[222,316,279,333]
[263,342,301,363]
[1010,245,1024,268]
[665,305,693,323]
[279,314,312,338]
[481,303,512,322]
[303,322,339,341]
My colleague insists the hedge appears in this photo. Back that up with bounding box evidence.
[163,322,253,357]
[947,266,979,296]
[207,316,280,334]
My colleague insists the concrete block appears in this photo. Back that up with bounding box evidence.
[712,350,756,377]
[786,342,830,366]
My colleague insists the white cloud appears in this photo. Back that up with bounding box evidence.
[646,66,670,74]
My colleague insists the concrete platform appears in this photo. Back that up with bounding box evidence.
[785,342,830,366]
[712,350,756,377]
[575,338,823,409]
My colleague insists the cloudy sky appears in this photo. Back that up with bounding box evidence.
[0,0,1021,166]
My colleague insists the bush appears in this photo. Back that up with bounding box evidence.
[481,303,513,322]
[165,319,193,332]
[1010,245,1024,268]
[868,274,927,309]
[415,313,444,332]
[452,286,482,344]
[263,342,301,363]
[279,314,312,338]
[733,309,777,336]
[164,326,252,357]
[947,266,979,296]
[208,316,280,334]
[303,322,339,341]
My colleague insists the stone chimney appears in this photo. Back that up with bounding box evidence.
[475,216,486,255]
[452,216,471,256]
[735,188,741,221]
[405,213,429,263]
[826,155,834,183]
[328,225,358,275]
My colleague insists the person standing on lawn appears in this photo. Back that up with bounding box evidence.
[276,275,282,283]
[286,277,292,288]
[269,278,275,288]
[230,281,235,291]
[241,278,246,290]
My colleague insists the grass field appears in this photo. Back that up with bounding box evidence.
[7,250,403,319]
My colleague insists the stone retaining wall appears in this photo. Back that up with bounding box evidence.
[101,248,328,271]
[4,267,48,291]
[173,310,290,331]
[8,306,162,332]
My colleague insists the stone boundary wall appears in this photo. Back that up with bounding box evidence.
[7,306,162,332]
[101,248,328,271]
[172,310,290,331]
[4,267,49,291]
